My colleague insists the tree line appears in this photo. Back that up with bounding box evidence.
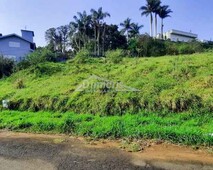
[45,0,172,57]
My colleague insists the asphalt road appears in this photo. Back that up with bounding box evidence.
[0,131,212,170]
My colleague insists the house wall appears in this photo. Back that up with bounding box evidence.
[164,32,196,42]
[0,36,33,62]
[21,30,34,43]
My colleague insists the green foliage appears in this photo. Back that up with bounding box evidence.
[74,49,91,64]
[14,79,25,89]
[178,43,194,54]
[0,52,212,115]
[16,48,57,70]
[106,49,125,63]
[0,111,212,146]
[31,62,62,77]
[29,48,56,63]
[0,56,14,78]
[127,35,208,57]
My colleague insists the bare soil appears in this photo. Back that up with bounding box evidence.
[0,131,212,170]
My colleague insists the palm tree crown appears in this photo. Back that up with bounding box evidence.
[129,23,143,38]
[90,7,110,56]
[140,0,161,37]
[120,18,133,37]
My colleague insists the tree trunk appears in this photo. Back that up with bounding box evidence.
[161,19,164,39]
[102,24,106,56]
[97,24,100,57]
[155,13,157,38]
[150,13,153,37]
[127,30,129,42]
[94,25,97,56]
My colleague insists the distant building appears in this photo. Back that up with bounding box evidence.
[0,30,36,62]
[157,29,198,42]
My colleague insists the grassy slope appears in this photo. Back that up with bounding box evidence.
[0,52,212,115]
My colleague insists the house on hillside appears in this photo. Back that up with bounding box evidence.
[0,30,36,62]
[157,29,198,42]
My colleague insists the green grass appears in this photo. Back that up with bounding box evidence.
[0,110,212,146]
[0,52,212,115]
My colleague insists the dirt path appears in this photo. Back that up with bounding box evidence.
[0,131,212,170]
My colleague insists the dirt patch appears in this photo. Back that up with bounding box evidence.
[0,131,212,170]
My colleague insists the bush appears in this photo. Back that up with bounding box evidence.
[0,56,14,78]
[178,44,194,54]
[31,63,62,77]
[165,41,179,55]
[128,35,166,57]
[14,79,25,89]
[27,48,56,64]
[16,48,57,70]
[106,49,125,63]
[16,59,31,71]
[74,49,90,64]
[149,40,166,57]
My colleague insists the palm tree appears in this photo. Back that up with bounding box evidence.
[72,11,91,48]
[129,23,143,38]
[158,5,172,39]
[140,0,159,37]
[153,0,161,37]
[91,7,110,56]
[120,18,133,41]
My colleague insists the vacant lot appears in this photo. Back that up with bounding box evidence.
[0,52,212,114]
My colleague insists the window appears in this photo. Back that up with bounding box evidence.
[9,41,20,48]
[30,43,35,50]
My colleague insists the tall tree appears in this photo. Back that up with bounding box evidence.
[70,11,92,50]
[140,0,160,37]
[103,24,127,52]
[158,5,172,39]
[90,7,110,56]
[45,28,63,52]
[120,18,133,41]
[57,25,69,53]
[74,11,91,46]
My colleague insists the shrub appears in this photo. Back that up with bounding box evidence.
[31,63,62,77]
[165,41,179,55]
[27,48,56,65]
[0,56,14,78]
[149,40,166,57]
[128,35,166,57]
[16,59,31,71]
[106,49,125,64]
[14,79,25,89]
[178,44,194,54]
[134,34,153,57]
[74,49,90,64]
[16,48,57,70]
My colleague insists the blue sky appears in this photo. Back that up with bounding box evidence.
[0,0,212,46]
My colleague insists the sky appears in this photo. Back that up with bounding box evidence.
[0,0,212,47]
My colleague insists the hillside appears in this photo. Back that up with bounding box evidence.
[0,52,212,115]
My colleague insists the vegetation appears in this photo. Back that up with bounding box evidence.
[0,52,212,115]
[44,0,173,57]
[0,111,212,146]
[0,56,14,78]
[0,0,212,147]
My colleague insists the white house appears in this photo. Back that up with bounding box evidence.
[157,29,198,42]
[0,30,36,62]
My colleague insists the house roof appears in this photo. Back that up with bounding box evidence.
[169,29,198,38]
[0,33,33,44]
